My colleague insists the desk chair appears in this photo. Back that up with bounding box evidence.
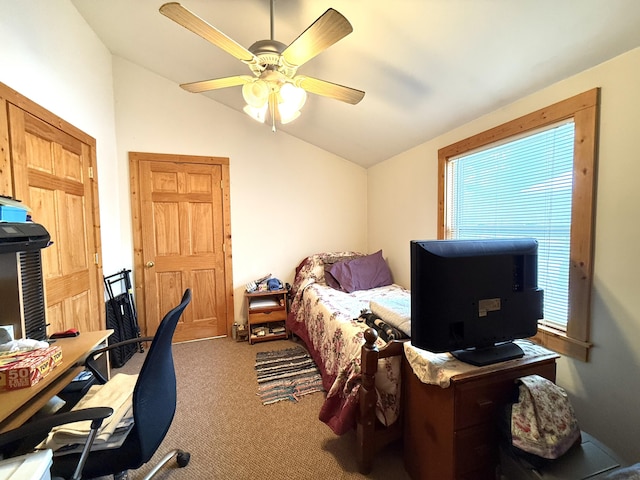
[0,288,192,480]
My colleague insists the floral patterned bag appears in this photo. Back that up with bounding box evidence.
[510,374,581,460]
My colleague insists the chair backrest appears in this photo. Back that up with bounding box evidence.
[131,288,191,462]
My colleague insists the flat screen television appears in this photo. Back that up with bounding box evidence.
[410,238,543,366]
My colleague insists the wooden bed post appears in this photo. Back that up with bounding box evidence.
[357,327,379,474]
[356,327,407,474]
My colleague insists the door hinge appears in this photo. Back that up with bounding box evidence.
[220,180,223,189]
[88,166,94,179]
[222,243,226,253]
[94,253,99,265]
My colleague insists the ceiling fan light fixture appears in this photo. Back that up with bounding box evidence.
[243,103,268,123]
[242,79,270,108]
[279,109,301,125]
[242,79,306,127]
[279,83,307,111]
[274,82,306,125]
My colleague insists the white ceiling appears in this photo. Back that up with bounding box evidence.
[71,0,640,168]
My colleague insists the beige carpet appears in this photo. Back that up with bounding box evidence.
[111,336,410,479]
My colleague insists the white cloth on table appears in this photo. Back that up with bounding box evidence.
[0,338,49,353]
[404,340,556,388]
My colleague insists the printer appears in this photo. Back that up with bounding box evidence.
[0,222,50,341]
[0,222,50,254]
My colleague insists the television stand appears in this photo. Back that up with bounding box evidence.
[403,347,559,480]
[451,341,524,366]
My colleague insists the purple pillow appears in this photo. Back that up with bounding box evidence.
[324,265,342,289]
[328,250,393,293]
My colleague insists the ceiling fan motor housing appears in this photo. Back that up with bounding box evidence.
[248,39,286,56]
[248,39,297,78]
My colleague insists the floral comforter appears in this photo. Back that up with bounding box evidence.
[287,252,409,435]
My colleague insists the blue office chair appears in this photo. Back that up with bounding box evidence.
[0,288,192,480]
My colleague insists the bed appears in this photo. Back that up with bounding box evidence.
[286,251,411,473]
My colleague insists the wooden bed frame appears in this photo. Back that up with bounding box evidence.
[286,252,409,473]
[356,327,408,474]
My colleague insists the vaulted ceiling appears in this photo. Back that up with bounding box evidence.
[71,0,640,168]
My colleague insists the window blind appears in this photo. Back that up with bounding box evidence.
[447,121,575,329]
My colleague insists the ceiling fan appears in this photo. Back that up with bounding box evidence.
[159,1,365,131]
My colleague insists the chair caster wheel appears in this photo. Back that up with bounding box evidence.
[176,451,190,468]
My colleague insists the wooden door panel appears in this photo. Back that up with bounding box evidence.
[25,133,54,171]
[130,152,233,342]
[191,203,214,253]
[5,99,103,335]
[157,273,185,324]
[47,304,65,331]
[23,112,82,156]
[184,267,222,342]
[46,271,90,306]
[67,291,92,334]
[142,161,225,341]
[29,186,60,277]
[60,147,83,181]
[62,193,89,273]
[153,202,181,255]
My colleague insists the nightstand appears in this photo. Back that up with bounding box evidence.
[403,350,559,479]
[245,289,289,344]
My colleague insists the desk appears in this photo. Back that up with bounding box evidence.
[403,346,559,480]
[0,330,112,433]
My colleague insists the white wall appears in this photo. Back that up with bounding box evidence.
[112,57,367,323]
[1,1,367,327]
[0,0,122,272]
[369,47,640,463]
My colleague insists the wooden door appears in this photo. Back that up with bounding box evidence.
[130,152,233,342]
[0,84,104,334]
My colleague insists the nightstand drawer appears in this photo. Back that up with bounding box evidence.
[455,380,510,429]
[248,308,287,323]
[455,423,497,475]
[455,361,557,429]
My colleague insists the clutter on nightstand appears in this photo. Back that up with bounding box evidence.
[245,285,289,345]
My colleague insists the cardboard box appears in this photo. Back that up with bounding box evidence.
[0,346,63,391]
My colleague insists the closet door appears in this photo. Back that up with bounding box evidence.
[1,88,103,334]
[129,152,234,342]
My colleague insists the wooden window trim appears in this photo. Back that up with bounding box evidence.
[437,88,600,361]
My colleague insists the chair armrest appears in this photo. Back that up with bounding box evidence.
[0,407,114,449]
[85,337,153,384]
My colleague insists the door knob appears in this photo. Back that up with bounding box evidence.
[146,261,155,268]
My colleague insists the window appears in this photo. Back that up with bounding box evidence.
[437,89,599,361]
[447,121,575,329]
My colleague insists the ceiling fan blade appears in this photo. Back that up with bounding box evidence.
[160,3,256,63]
[180,75,253,93]
[294,76,365,105]
[282,8,353,67]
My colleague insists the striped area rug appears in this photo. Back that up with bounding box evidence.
[255,346,324,405]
